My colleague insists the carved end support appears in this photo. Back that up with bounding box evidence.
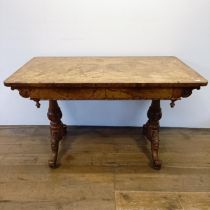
[143,100,162,170]
[47,100,66,168]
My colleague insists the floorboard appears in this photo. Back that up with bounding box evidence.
[0,126,210,209]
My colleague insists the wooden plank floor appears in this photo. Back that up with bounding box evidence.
[0,126,210,210]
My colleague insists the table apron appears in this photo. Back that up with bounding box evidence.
[16,87,193,100]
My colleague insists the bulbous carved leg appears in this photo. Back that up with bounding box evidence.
[143,100,162,170]
[47,100,66,168]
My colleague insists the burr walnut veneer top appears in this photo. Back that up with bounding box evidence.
[4,56,207,88]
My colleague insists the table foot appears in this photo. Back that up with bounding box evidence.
[153,159,162,170]
[47,100,66,168]
[48,158,57,168]
[143,100,162,170]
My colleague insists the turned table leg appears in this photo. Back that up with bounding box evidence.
[143,100,162,169]
[47,100,66,168]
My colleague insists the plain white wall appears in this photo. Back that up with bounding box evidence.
[0,0,210,127]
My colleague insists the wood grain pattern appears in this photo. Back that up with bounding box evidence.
[0,126,210,210]
[115,191,210,210]
[14,87,186,100]
[4,56,207,88]
[4,56,207,101]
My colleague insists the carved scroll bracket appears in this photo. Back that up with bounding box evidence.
[170,88,194,108]
[11,87,41,108]
[182,88,193,98]
[18,88,31,98]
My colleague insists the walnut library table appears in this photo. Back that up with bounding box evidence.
[4,56,208,169]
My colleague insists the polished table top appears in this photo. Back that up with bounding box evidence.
[4,56,208,88]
